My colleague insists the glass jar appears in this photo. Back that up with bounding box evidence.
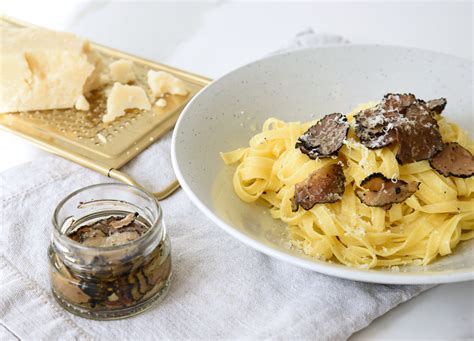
[48,183,172,320]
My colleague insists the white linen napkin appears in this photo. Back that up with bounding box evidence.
[0,30,432,340]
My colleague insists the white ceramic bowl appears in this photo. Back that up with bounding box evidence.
[172,45,473,284]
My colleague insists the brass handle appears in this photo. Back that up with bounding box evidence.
[108,169,181,200]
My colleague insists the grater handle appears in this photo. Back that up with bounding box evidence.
[108,169,180,200]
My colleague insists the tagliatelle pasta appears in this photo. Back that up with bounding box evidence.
[221,102,474,269]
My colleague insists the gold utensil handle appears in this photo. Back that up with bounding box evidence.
[108,169,180,200]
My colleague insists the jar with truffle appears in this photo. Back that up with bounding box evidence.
[48,183,171,320]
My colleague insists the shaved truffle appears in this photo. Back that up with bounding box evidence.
[430,142,474,178]
[355,173,420,209]
[354,106,401,149]
[395,102,443,164]
[425,98,447,115]
[109,212,138,229]
[355,94,444,164]
[291,163,346,211]
[296,113,350,159]
[68,212,147,246]
[354,93,416,149]
[382,93,417,112]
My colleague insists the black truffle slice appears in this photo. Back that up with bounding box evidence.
[355,173,420,210]
[110,212,139,229]
[395,102,444,164]
[354,106,401,149]
[382,93,417,112]
[430,142,474,178]
[291,163,346,211]
[425,98,447,115]
[355,93,417,149]
[67,212,147,247]
[354,94,445,163]
[296,113,350,159]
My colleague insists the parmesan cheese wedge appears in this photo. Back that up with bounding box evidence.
[147,70,188,98]
[103,83,151,123]
[74,95,90,111]
[0,27,101,113]
[109,59,135,83]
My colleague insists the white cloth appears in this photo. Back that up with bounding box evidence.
[0,30,432,340]
[273,28,350,55]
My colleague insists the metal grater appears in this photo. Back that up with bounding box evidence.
[0,16,211,200]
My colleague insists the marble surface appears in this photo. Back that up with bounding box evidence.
[1,1,473,339]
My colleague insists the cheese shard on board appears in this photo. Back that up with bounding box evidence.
[103,83,151,123]
[75,95,90,111]
[155,98,167,108]
[147,70,188,98]
[0,27,102,114]
[109,59,135,83]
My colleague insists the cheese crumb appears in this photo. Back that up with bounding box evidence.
[74,95,90,111]
[99,74,110,85]
[155,98,167,108]
[103,83,151,123]
[109,59,135,83]
[96,133,107,144]
[147,70,188,98]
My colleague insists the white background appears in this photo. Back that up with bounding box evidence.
[1,1,473,339]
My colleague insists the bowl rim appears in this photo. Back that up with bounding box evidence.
[171,44,474,284]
